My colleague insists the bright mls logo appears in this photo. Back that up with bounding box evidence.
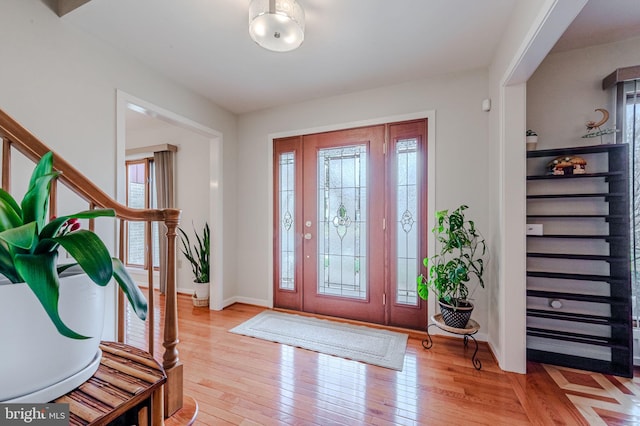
[0,404,68,425]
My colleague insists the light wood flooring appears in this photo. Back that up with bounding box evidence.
[125,293,639,425]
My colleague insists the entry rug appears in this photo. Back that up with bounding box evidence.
[229,310,408,371]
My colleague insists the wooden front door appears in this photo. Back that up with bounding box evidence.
[301,126,386,323]
[274,120,428,329]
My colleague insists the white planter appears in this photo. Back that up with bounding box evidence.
[193,281,210,307]
[526,135,538,151]
[0,272,105,402]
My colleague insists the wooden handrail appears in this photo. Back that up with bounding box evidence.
[0,107,183,418]
[0,109,180,223]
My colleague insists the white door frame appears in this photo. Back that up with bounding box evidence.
[115,90,224,311]
[266,111,437,315]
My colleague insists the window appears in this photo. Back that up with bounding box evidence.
[126,159,159,269]
[626,83,640,328]
[394,137,419,305]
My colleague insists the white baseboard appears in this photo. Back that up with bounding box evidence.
[223,296,271,308]
[177,287,193,296]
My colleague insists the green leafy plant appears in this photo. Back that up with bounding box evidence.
[417,205,486,307]
[178,223,210,283]
[526,129,538,137]
[0,152,147,339]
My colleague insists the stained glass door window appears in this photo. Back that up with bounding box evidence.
[279,152,296,290]
[317,145,368,299]
[395,138,418,306]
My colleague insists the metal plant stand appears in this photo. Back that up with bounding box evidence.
[422,314,482,370]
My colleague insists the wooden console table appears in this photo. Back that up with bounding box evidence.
[422,314,482,370]
[53,342,166,426]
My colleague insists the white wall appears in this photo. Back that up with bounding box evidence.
[125,117,211,297]
[0,0,237,338]
[237,69,493,329]
[528,35,640,150]
[487,0,588,373]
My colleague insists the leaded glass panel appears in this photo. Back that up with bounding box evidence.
[279,152,295,290]
[317,145,367,299]
[396,139,419,305]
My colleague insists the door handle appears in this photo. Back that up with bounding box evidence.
[304,233,312,240]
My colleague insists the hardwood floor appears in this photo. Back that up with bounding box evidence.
[125,293,636,425]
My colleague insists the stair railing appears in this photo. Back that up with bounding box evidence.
[0,108,183,417]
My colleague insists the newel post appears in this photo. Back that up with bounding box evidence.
[163,215,183,417]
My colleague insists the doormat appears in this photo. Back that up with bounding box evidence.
[229,310,408,371]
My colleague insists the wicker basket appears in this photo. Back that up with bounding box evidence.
[438,300,474,329]
[192,294,209,307]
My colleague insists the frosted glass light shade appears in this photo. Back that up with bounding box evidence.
[249,0,305,52]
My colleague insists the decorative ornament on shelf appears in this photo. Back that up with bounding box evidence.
[581,108,618,143]
[546,156,587,175]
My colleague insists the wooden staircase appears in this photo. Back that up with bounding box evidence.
[0,108,184,419]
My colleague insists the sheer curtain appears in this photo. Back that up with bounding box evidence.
[154,150,175,294]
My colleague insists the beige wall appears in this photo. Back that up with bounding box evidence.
[125,116,211,297]
[527,35,640,150]
[0,0,237,337]
[237,69,493,331]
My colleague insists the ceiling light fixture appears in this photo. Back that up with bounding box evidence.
[249,0,305,52]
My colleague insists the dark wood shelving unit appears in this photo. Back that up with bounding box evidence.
[526,234,626,241]
[528,193,625,199]
[527,171,624,180]
[527,214,627,221]
[526,144,633,377]
[526,253,625,262]
[526,289,628,305]
[526,308,629,326]
[527,270,626,284]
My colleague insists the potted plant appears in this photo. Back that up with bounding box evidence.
[526,129,538,151]
[0,152,147,403]
[417,205,486,329]
[178,222,210,307]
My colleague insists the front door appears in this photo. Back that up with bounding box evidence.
[274,120,428,329]
[302,126,386,323]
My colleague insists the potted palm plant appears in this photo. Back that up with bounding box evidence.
[178,222,210,307]
[417,205,486,328]
[0,152,147,403]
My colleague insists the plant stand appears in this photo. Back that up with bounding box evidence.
[422,314,482,370]
[52,342,166,425]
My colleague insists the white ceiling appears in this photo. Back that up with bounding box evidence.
[551,0,640,52]
[61,0,640,115]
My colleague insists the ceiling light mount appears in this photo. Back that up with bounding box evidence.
[249,0,305,52]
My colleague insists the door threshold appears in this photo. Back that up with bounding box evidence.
[272,307,428,340]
